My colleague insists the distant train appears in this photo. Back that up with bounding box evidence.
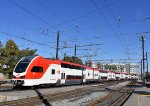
[11,56,138,86]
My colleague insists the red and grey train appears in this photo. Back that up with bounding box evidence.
[11,56,137,86]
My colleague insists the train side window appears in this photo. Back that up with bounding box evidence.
[61,73,65,79]
[61,73,63,79]
[63,73,65,79]
[52,69,55,74]
[83,74,86,78]
[31,66,43,72]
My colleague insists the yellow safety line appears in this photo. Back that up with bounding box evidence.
[137,95,139,106]
[137,94,150,106]
[0,95,6,98]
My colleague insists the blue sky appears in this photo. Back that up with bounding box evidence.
[0,0,150,71]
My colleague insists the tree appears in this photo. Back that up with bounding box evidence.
[147,73,150,82]
[104,64,117,71]
[120,65,124,72]
[63,56,83,65]
[0,40,3,48]
[18,48,37,59]
[0,39,37,77]
[2,40,19,75]
[85,60,92,67]
[110,65,117,71]
[104,64,110,70]
[5,40,19,57]
[97,62,103,68]
[0,47,5,73]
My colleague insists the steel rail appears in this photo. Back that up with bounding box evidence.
[0,81,121,106]
[87,87,134,106]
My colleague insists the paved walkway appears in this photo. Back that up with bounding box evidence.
[124,87,150,106]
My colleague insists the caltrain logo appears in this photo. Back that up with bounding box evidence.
[16,74,20,78]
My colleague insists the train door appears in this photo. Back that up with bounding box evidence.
[61,73,65,84]
[49,64,59,84]
[50,69,56,80]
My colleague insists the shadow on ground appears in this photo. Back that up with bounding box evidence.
[34,89,52,106]
[134,91,150,95]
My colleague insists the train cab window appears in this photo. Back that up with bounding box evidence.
[52,69,55,74]
[88,73,90,76]
[31,66,43,72]
[14,62,29,73]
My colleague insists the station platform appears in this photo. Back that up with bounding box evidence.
[124,86,150,106]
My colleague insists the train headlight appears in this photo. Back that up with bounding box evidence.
[12,75,16,78]
[20,75,25,78]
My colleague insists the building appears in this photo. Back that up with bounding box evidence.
[92,62,139,74]
[129,63,139,74]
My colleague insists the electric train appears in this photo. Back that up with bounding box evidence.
[11,56,137,87]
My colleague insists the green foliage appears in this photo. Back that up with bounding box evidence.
[5,40,19,57]
[0,40,37,77]
[110,65,117,71]
[104,64,110,70]
[146,72,150,82]
[104,64,117,71]
[85,60,92,67]
[0,40,3,47]
[18,48,37,59]
[120,66,124,72]
[97,62,103,68]
[63,56,83,65]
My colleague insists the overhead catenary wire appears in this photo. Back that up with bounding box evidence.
[66,17,150,33]
[0,31,55,49]
[1,17,54,37]
[7,0,122,59]
[6,0,129,39]
[104,0,130,60]
[91,0,132,61]
[36,0,74,29]
[8,0,56,30]
[58,2,115,59]
[50,0,119,28]
[90,0,125,47]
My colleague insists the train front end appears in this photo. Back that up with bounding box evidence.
[11,56,39,86]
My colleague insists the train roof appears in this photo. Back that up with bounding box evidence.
[108,70,115,73]
[44,57,93,70]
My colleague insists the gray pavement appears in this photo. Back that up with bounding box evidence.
[123,87,150,106]
[0,84,102,102]
[0,81,129,103]
[106,81,129,91]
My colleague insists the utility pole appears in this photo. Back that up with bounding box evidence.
[146,52,149,81]
[74,44,77,63]
[56,31,60,60]
[141,59,143,80]
[141,35,145,84]
[64,53,66,61]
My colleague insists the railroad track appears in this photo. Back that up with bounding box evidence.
[87,86,134,106]
[0,80,122,91]
[111,88,134,106]
[0,81,7,85]
[0,81,121,106]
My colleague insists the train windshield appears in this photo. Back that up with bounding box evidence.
[14,62,30,73]
[14,56,36,73]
